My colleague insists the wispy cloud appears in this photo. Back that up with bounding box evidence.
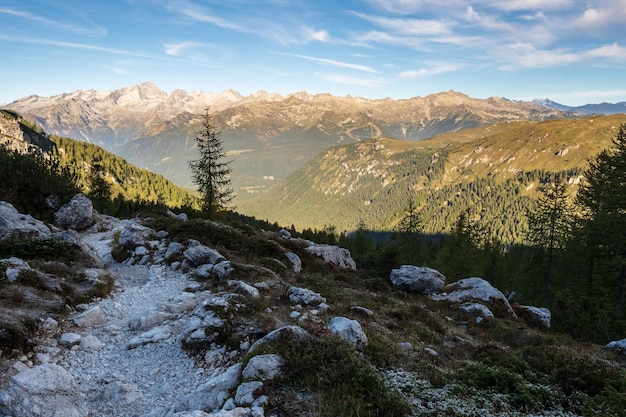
[101,65,127,75]
[0,34,148,57]
[399,63,464,78]
[500,42,626,70]
[282,53,379,73]
[316,72,385,87]
[163,41,203,56]
[350,12,451,36]
[0,7,105,36]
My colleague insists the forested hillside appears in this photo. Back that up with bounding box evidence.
[0,110,197,217]
[240,115,625,242]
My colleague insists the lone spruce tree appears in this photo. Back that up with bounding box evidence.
[189,107,233,218]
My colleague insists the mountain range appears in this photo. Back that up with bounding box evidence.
[5,82,576,199]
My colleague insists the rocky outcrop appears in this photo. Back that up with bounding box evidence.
[0,363,89,417]
[431,277,516,317]
[512,304,551,328]
[0,201,51,240]
[53,193,94,231]
[606,338,626,355]
[390,265,445,294]
[304,242,357,270]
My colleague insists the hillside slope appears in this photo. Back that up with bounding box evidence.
[239,115,626,242]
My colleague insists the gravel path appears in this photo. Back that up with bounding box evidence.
[56,226,211,417]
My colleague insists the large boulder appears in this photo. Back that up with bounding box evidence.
[328,317,368,347]
[390,265,445,294]
[184,239,226,267]
[431,277,516,317]
[118,223,154,250]
[512,304,551,328]
[242,354,284,381]
[606,338,626,355]
[0,363,89,417]
[0,201,51,240]
[53,193,94,231]
[305,242,357,270]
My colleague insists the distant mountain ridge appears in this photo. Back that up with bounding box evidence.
[532,98,626,115]
[2,82,578,200]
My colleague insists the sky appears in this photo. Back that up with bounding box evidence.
[1,0,626,106]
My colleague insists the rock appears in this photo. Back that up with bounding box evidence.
[228,280,260,298]
[305,242,357,270]
[279,229,291,238]
[59,333,82,348]
[0,363,89,417]
[119,223,154,250]
[53,193,94,231]
[166,209,188,221]
[214,261,234,280]
[431,277,516,317]
[390,265,445,294]
[0,257,30,282]
[184,240,226,267]
[0,201,51,240]
[73,306,107,327]
[128,311,175,332]
[460,302,494,318]
[40,317,59,333]
[248,325,312,354]
[127,325,172,349]
[351,306,375,317]
[99,381,142,404]
[512,304,551,328]
[165,242,185,260]
[175,363,242,413]
[235,381,263,406]
[327,317,368,347]
[181,296,230,345]
[286,286,326,305]
[242,354,284,381]
[606,338,626,354]
[80,335,104,351]
[284,252,301,274]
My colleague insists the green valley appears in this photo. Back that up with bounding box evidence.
[239,115,625,242]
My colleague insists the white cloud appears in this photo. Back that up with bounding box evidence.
[500,42,626,69]
[316,72,386,87]
[101,65,127,75]
[163,41,202,56]
[0,7,105,36]
[486,0,573,11]
[399,63,464,78]
[0,34,148,57]
[282,53,379,73]
[351,12,451,36]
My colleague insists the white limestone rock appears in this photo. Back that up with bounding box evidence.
[327,316,368,347]
[305,242,357,270]
[119,223,154,250]
[174,363,242,413]
[286,286,326,305]
[390,265,445,294]
[184,239,226,267]
[0,201,51,240]
[53,193,94,231]
[242,354,284,381]
[0,363,89,417]
[431,277,516,317]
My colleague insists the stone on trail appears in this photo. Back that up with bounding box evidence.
[174,363,243,413]
[0,363,89,417]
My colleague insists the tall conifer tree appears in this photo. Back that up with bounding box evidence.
[189,107,233,218]
[575,123,626,313]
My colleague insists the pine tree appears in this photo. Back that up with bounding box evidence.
[575,123,626,313]
[189,107,233,218]
[525,176,573,304]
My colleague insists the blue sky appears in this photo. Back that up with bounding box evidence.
[1,0,626,105]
